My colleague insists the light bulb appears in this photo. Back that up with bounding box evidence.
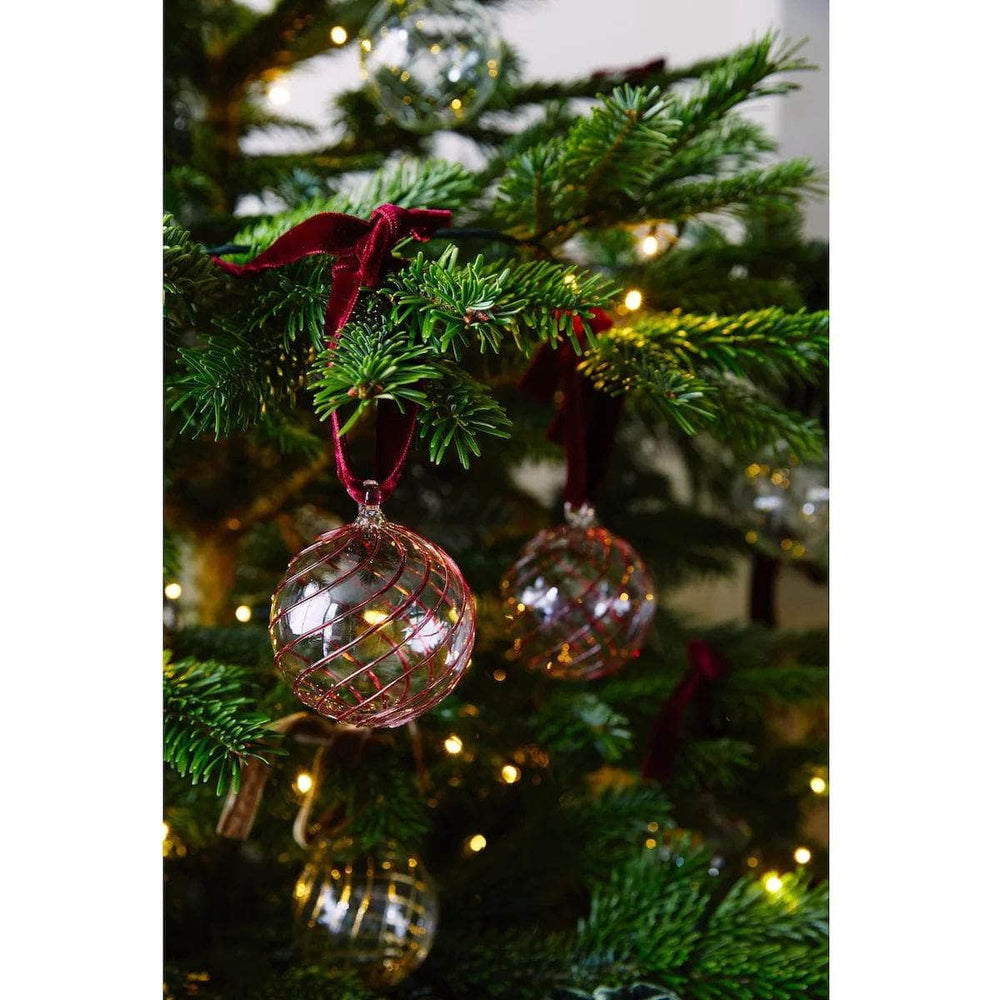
[164,582,182,600]
[640,234,659,256]
[809,776,827,794]
[624,289,643,311]
[764,874,783,894]
[267,82,291,107]
[444,735,463,755]
[500,764,520,784]
[235,605,252,623]
[330,25,348,45]
[794,846,812,865]
[162,821,170,842]
[467,834,487,853]
[295,772,313,794]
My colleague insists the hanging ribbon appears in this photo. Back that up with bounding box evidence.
[520,307,622,508]
[214,204,451,505]
[591,56,667,83]
[640,639,732,784]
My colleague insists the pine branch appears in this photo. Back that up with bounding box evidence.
[648,160,821,222]
[576,310,827,453]
[624,308,829,380]
[699,373,826,459]
[389,248,619,354]
[496,85,680,238]
[576,848,827,999]
[668,34,812,147]
[163,655,283,795]
[417,366,513,468]
[163,213,230,329]
[231,160,482,259]
[537,692,634,763]
[310,305,444,424]
[168,317,316,438]
[671,738,757,793]
[686,871,828,1000]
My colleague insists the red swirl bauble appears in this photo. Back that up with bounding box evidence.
[270,506,475,727]
[501,511,655,681]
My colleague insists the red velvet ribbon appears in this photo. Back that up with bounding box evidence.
[640,639,732,784]
[519,308,622,508]
[591,56,667,83]
[214,204,451,505]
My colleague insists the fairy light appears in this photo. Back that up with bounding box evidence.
[450,98,463,110]
[500,764,521,784]
[266,81,291,106]
[162,821,170,842]
[467,833,487,853]
[794,846,812,865]
[164,582,182,600]
[624,289,643,311]
[362,609,389,627]
[330,25,348,45]
[810,775,827,794]
[644,837,657,849]
[295,772,313,794]
[746,855,760,869]
[235,604,252,623]
[444,734,463,755]
[492,669,507,682]
[639,234,659,256]
[764,873,783,894]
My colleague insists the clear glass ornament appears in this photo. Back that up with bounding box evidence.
[739,456,829,563]
[294,838,438,987]
[359,0,502,133]
[500,503,656,681]
[269,495,476,727]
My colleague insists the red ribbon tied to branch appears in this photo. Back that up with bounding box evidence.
[213,204,451,505]
[640,639,732,784]
[519,308,623,508]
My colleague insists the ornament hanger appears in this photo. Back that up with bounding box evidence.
[519,308,623,513]
[214,204,451,506]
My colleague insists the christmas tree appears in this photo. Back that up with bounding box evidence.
[164,3,829,997]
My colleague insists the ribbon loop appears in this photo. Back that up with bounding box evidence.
[520,308,619,508]
[214,204,451,505]
[640,639,732,784]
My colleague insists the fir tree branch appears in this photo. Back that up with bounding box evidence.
[417,366,513,468]
[163,655,283,795]
[648,160,821,222]
[624,308,829,380]
[231,160,482,259]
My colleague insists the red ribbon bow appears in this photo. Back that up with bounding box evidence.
[214,204,451,505]
[519,308,622,508]
[640,639,732,784]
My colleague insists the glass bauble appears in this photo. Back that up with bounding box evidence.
[270,502,475,727]
[739,457,829,562]
[501,504,656,681]
[359,0,502,132]
[294,838,438,987]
